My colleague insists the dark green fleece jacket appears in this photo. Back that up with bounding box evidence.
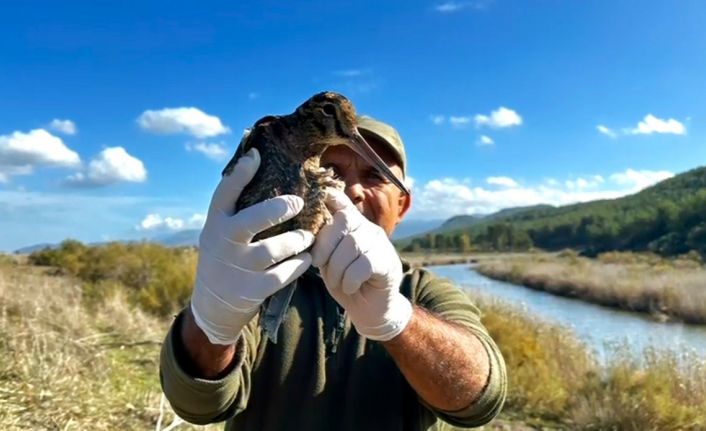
[160,263,506,430]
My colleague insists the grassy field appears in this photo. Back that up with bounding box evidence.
[2,250,706,430]
[475,251,706,324]
[0,255,215,430]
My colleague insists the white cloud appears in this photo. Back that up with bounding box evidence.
[66,147,147,187]
[628,114,686,135]
[565,175,604,190]
[137,107,230,138]
[185,141,230,161]
[477,135,494,146]
[474,107,523,128]
[137,212,206,231]
[434,109,520,130]
[407,168,673,219]
[188,213,206,228]
[330,68,376,94]
[248,92,259,100]
[435,2,465,12]
[0,129,80,182]
[138,213,183,230]
[430,115,445,125]
[609,169,673,191]
[333,69,364,77]
[487,176,518,188]
[0,166,33,183]
[597,124,617,138]
[435,1,490,12]
[49,119,77,135]
[449,116,472,128]
[0,129,80,167]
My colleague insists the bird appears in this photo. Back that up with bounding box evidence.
[221,91,409,343]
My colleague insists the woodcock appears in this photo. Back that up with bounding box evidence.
[222,91,409,343]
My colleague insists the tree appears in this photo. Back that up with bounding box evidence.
[458,233,472,253]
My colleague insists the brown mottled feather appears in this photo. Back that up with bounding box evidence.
[222,92,357,240]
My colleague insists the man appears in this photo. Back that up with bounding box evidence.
[160,115,507,430]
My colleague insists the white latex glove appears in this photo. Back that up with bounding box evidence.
[190,148,315,345]
[311,188,413,341]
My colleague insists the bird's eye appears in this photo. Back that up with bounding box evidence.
[322,104,337,117]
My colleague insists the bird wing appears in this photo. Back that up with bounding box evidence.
[221,115,280,177]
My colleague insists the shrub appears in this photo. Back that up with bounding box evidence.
[0,253,17,267]
[28,241,197,316]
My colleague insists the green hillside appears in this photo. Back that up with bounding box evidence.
[398,166,706,257]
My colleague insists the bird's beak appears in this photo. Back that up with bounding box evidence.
[346,129,410,195]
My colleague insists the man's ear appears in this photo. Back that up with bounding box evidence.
[396,191,412,222]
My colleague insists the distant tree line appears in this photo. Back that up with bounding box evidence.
[401,224,534,253]
[522,189,706,256]
[402,232,473,253]
[398,167,706,257]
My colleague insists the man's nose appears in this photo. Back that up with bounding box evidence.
[344,179,365,205]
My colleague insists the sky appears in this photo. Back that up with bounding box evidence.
[1,0,705,251]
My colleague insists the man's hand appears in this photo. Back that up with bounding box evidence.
[191,148,314,346]
[311,189,413,341]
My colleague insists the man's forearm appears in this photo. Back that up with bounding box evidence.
[382,306,491,412]
[179,307,238,379]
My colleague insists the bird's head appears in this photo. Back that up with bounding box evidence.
[295,92,409,195]
[295,92,358,148]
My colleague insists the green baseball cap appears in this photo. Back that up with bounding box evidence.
[356,115,407,177]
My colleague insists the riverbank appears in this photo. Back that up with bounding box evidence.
[401,252,477,267]
[474,291,706,430]
[400,252,529,268]
[475,251,706,324]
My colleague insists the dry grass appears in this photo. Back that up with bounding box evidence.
[475,251,706,323]
[401,252,478,267]
[475,293,706,430]
[400,252,529,268]
[0,258,215,430]
[4,250,706,430]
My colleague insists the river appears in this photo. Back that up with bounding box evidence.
[428,264,706,360]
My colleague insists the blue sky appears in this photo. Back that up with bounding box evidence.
[1,0,705,251]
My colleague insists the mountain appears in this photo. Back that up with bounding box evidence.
[149,218,446,245]
[483,204,555,222]
[391,219,445,240]
[394,205,552,248]
[397,205,558,246]
[428,205,556,234]
[14,243,57,254]
[16,219,441,253]
[152,229,200,247]
[16,167,706,257]
[436,215,484,232]
[14,231,201,254]
[398,166,706,257]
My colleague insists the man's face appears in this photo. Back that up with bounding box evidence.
[320,137,411,237]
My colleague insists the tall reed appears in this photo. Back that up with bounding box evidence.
[476,252,706,323]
